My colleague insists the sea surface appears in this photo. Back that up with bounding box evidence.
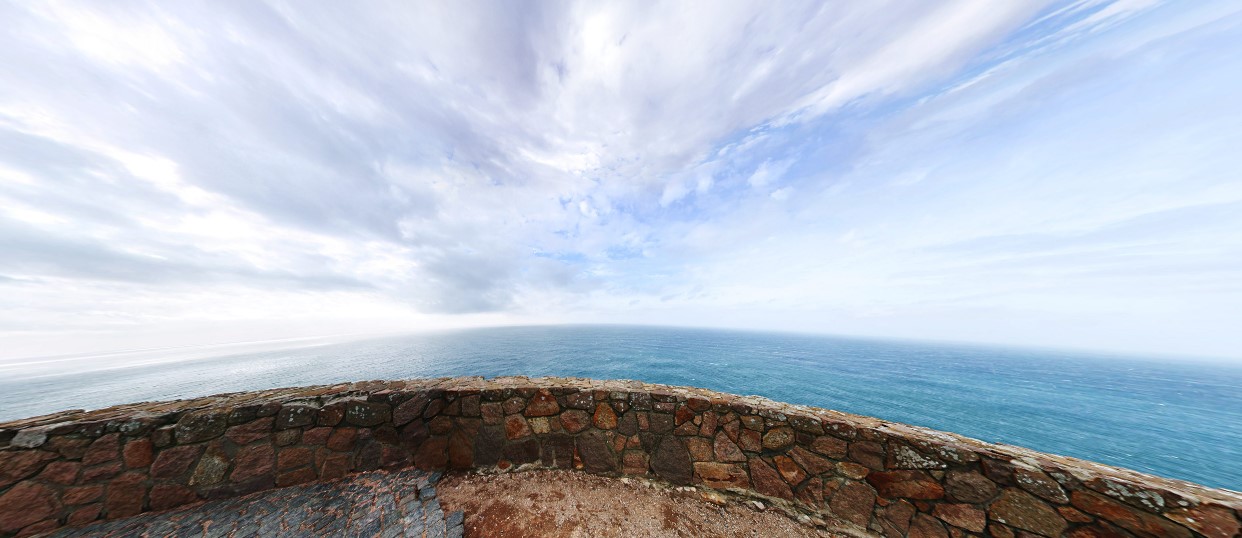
[2,325,1239,491]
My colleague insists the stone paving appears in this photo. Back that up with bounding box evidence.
[47,469,463,538]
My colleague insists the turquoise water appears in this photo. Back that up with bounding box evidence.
[2,325,1239,490]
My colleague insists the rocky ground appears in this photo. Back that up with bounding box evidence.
[437,469,845,538]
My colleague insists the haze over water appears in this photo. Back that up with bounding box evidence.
[2,325,1239,491]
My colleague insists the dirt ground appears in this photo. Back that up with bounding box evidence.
[437,470,845,538]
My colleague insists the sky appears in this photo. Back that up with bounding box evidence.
[1,0,1241,362]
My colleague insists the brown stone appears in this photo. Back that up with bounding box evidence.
[838,461,870,480]
[504,415,532,439]
[866,470,945,499]
[428,415,454,435]
[559,409,590,433]
[274,428,301,447]
[674,405,695,425]
[830,479,876,527]
[151,444,203,478]
[524,390,560,417]
[1071,490,1191,538]
[1058,505,1093,523]
[37,460,79,484]
[1015,468,1068,504]
[1066,522,1136,538]
[695,462,749,489]
[685,437,713,461]
[326,427,358,451]
[229,444,274,482]
[0,450,58,489]
[122,438,154,469]
[774,455,808,486]
[795,477,826,507]
[593,403,618,430]
[393,395,430,426]
[749,457,793,500]
[849,441,885,470]
[149,484,199,511]
[578,431,617,473]
[713,431,745,462]
[82,433,120,466]
[946,470,999,503]
[64,484,103,505]
[79,461,122,483]
[319,452,351,479]
[935,503,987,532]
[762,427,795,450]
[176,411,229,443]
[811,435,848,459]
[621,451,649,475]
[276,467,318,487]
[104,472,147,519]
[501,397,525,415]
[738,429,762,452]
[225,417,274,445]
[990,488,1068,537]
[275,405,317,430]
[651,436,692,485]
[278,447,313,470]
[651,413,674,433]
[909,513,949,538]
[448,431,474,469]
[344,401,391,427]
[415,436,448,470]
[1166,505,1239,538]
[303,426,332,445]
[66,504,101,527]
[788,446,835,475]
[189,452,229,486]
[990,523,1016,538]
[883,499,917,534]
[698,411,718,437]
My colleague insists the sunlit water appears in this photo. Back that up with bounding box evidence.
[2,325,1239,490]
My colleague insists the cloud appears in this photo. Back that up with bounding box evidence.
[2,0,1240,359]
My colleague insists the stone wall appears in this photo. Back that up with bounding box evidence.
[1,377,1238,538]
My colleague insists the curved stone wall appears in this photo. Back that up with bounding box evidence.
[1,376,1238,538]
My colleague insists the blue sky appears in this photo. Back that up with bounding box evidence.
[1,0,1240,360]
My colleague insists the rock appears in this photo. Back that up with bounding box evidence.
[795,477,825,507]
[775,455,808,486]
[749,457,793,500]
[829,479,876,527]
[277,447,313,470]
[274,405,317,430]
[393,395,430,426]
[990,488,1068,537]
[578,431,617,473]
[866,470,945,499]
[190,452,230,486]
[649,413,674,433]
[177,411,229,443]
[63,485,103,505]
[104,472,146,519]
[566,391,594,410]
[651,437,692,485]
[849,441,885,470]
[82,433,120,466]
[1165,505,1240,538]
[891,444,946,469]
[686,437,713,461]
[883,499,917,534]
[151,445,204,478]
[945,470,999,503]
[789,446,835,475]
[79,461,122,483]
[713,431,745,462]
[1066,522,1136,538]
[149,484,198,511]
[10,429,48,449]
[274,428,300,446]
[529,417,551,435]
[837,461,870,480]
[276,467,318,487]
[559,409,590,433]
[738,429,762,452]
[934,503,987,532]
[698,411,718,437]
[524,390,560,417]
[542,433,576,469]
[344,402,391,427]
[414,436,448,470]
[695,462,749,489]
[0,482,60,534]
[504,415,532,440]
[225,417,275,445]
[811,435,848,459]
[66,504,101,527]
[762,427,795,450]
[909,513,949,538]
[122,438,154,468]
[503,438,540,465]
[1015,468,1068,504]
[593,403,618,430]
[303,427,332,446]
[38,461,79,484]
[1071,490,1191,538]
[326,428,358,451]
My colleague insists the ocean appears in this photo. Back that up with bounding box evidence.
[1,325,1239,491]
